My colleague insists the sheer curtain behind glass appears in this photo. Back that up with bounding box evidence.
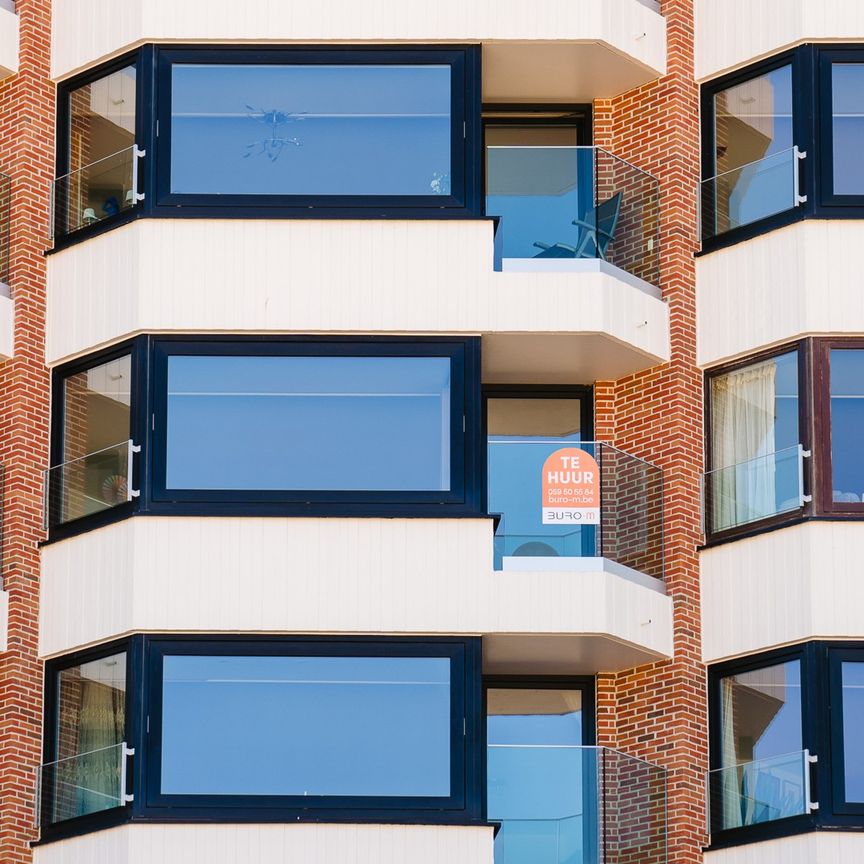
[55,653,126,818]
[710,358,777,528]
[717,661,803,830]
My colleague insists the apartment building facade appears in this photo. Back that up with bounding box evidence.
[0,1,860,863]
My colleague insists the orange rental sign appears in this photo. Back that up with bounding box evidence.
[541,447,600,525]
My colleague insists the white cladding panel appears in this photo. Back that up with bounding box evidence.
[0,5,17,80]
[32,822,494,864]
[697,220,864,368]
[52,0,666,86]
[704,830,864,864]
[701,521,864,663]
[696,0,864,82]
[0,292,12,360]
[46,219,670,380]
[39,516,673,664]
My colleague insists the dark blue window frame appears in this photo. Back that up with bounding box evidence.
[45,335,484,541]
[699,43,864,254]
[147,336,483,515]
[707,641,864,851]
[140,636,484,823]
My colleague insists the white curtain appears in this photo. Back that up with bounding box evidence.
[711,359,777,530]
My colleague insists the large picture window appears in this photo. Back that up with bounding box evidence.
[154,47,479,217]
[47,336,482,537]
[144,638,479,814]
[41,636,483,836]
[150,338,480,511]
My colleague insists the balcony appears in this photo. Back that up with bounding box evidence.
[489,146,659,288]
[489,744,667,864]
[490,439,664,581]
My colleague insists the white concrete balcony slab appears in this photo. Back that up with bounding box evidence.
[33,822,494,864]
[0,2,17,81]
[46,218,670,384]
[701,521,864,664]
[52,0,666,101]
[697,220,864,368]
[40,516,673,671]
[696,0,864,82]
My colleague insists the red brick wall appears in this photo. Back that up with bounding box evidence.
[0,0,54,860]
[593,2,707,864]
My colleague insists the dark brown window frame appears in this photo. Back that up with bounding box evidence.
[703,339,812,543]
[812,338,864,516]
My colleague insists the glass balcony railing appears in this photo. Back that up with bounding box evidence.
[44,439,139,530]
[489,440,664,579]
[706,750,817,835]
[486,146,660,285]
[488,745,667,864]
[702,444,809,535]
[51,144,144,238]
[699,146,806,242]
[37,742,133,827]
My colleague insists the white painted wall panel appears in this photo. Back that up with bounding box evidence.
[697,220,864,368]
[40,517,673,665]
[705,830,864,864]
[52,0,665,85]
[46,219,670,381]
[0,292,12,360]
[702,521,864,663]
[0,5,17,79]
[696,0,864,82]
[33,822,494,864]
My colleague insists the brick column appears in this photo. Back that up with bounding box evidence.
[0,0,54,860]
[593,2,707,863]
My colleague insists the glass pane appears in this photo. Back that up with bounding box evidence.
[63,355,132,462]
[708,64,794,233]
[708,750,808,832]
[487,688,583,745]
[487,398,582,439]
[487,689,587,864]
[708,351,799,528]
[715,660,803,831]
[170,64,452,196]
[832,64,864,195]
[51,355,133,525]
[830,349,864,502]
[718,661,802,767]
[49,652,126,821]
[64,64,137,229]
[160,654,451,797]
[484,125,582,147]
[165,354,451,491]
[841,661,864,802]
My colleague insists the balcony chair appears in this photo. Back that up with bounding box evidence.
[532,192,623,260]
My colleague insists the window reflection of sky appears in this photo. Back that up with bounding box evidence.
[842,662,864,802]
[830,349,864,499]
[161,655,451,797]
[832,64,864,195]
[170,64,451,195]
[165,355,451,491]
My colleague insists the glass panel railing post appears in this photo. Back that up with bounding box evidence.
[793,145,807,206]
